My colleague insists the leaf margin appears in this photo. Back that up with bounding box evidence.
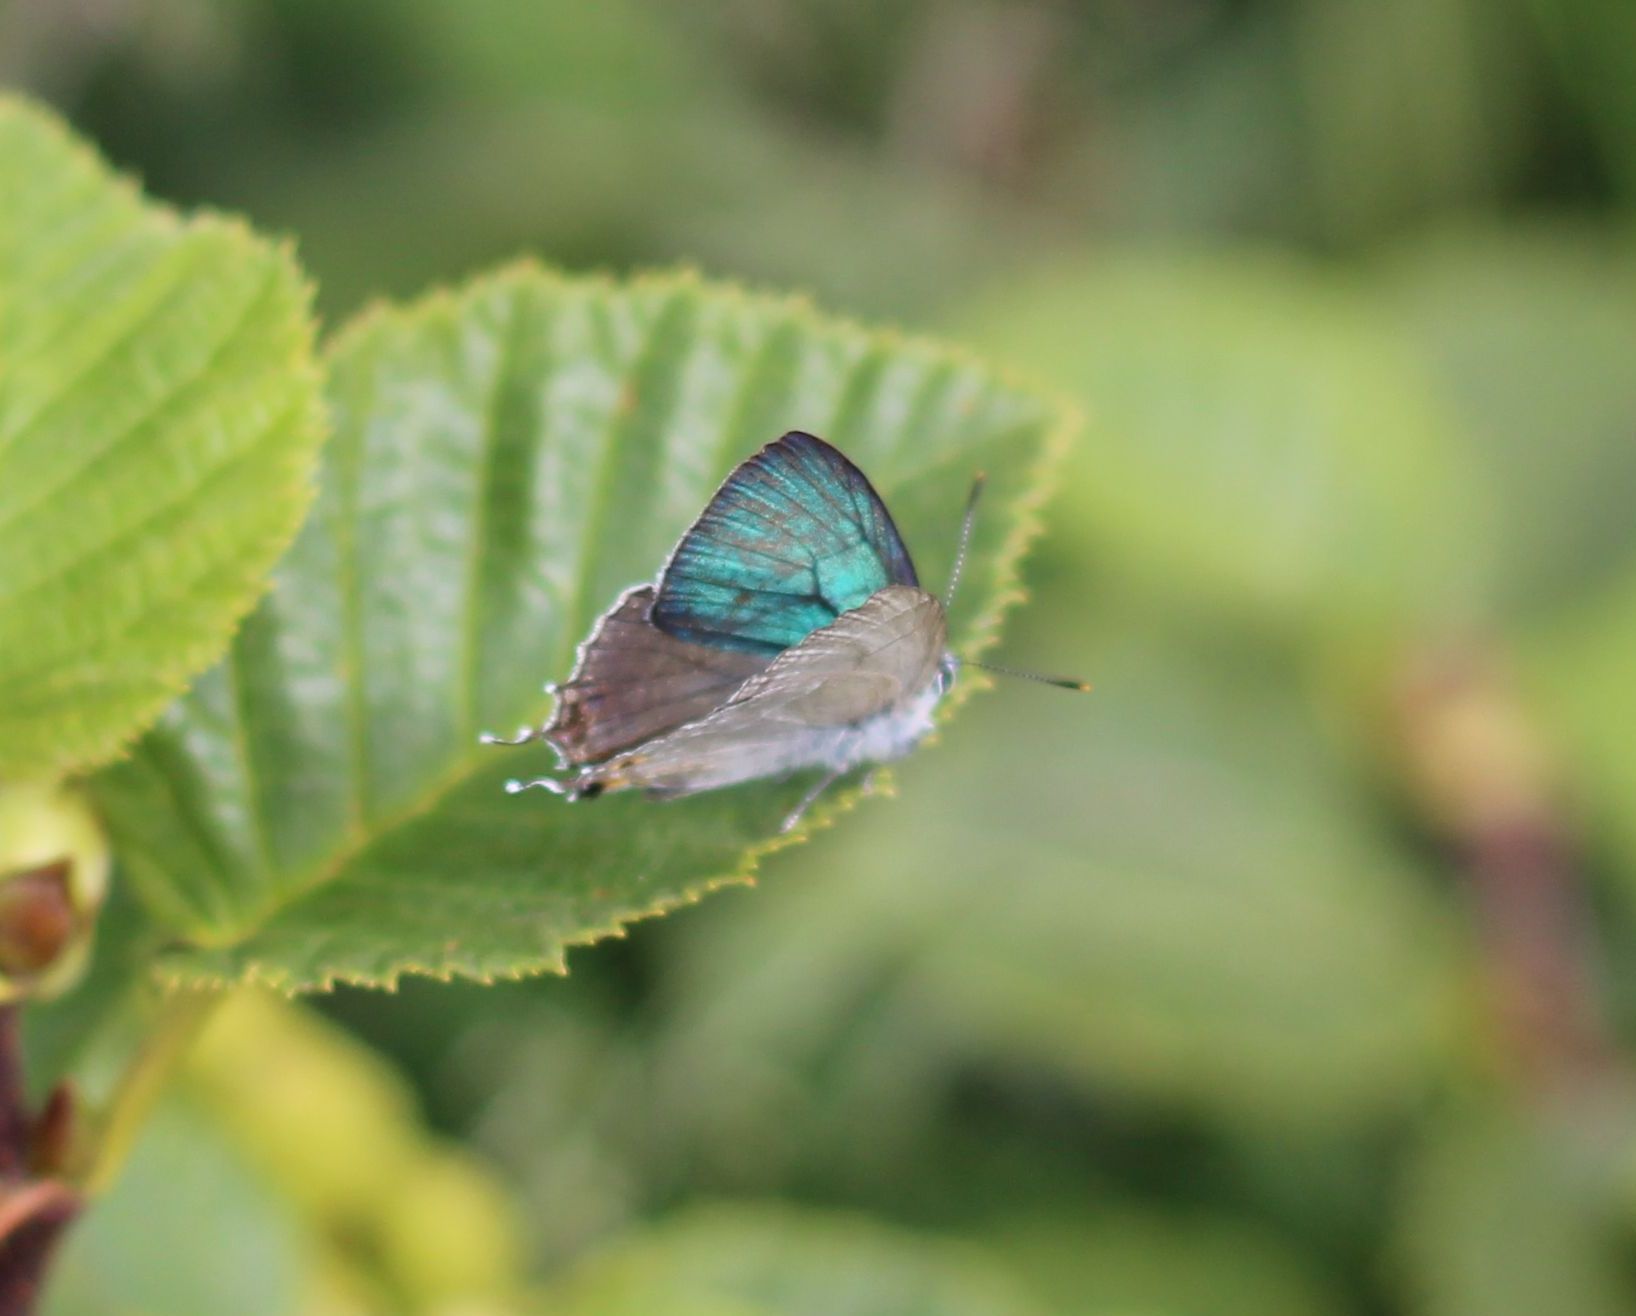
[100,259,1078,994]
[0,93,329,781]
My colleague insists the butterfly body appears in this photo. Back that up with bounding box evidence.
[494,432,959,825]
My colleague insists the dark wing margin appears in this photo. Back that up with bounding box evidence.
[544,586,770,766]
[650,432,919,657]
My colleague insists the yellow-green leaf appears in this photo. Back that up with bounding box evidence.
[0,97,326,779]
[544,1203,1047,1316]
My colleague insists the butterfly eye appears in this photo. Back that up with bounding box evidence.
[934,656,959,696]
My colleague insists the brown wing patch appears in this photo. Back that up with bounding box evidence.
[546,586,770,766]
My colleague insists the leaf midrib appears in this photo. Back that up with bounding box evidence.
[457,282,528,744]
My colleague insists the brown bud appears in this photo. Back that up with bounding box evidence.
[0,862,76,979]
[0,782,110,1002]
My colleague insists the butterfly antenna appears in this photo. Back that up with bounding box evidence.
[945,471,987,611]
[960,659,1092,693]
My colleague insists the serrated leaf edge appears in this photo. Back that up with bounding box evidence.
[0,94,329,780]
[143,260,1079,994]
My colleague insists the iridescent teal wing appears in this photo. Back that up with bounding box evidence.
[652,432,919,656]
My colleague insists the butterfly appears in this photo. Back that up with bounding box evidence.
[483,431,1084,831]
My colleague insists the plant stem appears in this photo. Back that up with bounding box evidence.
[0,980,220,1312]
[0,1006,80,1316]
[1394,644,1615,1091]
[81,989,220,1195]
[0,1012,28,1180]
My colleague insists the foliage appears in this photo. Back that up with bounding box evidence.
[89,263,1065,992]
[45,992,528,1315]
[5,2,1636,1315]
[952,250,1490,634]
[545,1204,1048,1316]
[0,97,325,779]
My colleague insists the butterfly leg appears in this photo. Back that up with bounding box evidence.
[480,725,540,746]
[780,767,846,834]
[506,772,607,800]
[504,775,566,795]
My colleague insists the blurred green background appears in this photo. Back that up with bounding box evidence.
[7,0,1636,1312]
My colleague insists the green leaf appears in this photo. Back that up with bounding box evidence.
[1394,1102,1633,1316]
[93,265,1070,991]
[1520,0,1636,199]
[950,250,1489,637]
[1291,0,1525,240]
[183,992,528,1306]
[652,620,1463,1136]
[0,96,326,779]
[546,1203,1048,1316]
[991,1208,1349,1316]
[1381,225,1636,620]
[1524,562,1636,898]
[43,1100,304,1316]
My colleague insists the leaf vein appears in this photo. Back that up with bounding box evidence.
[0,258,281,559]
[0,237,217,469]
[459,283,528,742]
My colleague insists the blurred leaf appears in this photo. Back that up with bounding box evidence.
[1381,225,1636,619]
[546,1203,1047,1316]
[1521,0,1636,199]
[992,1207,1349,1316]
[43,1100,303,1316]
[44,991,533,1316]
[1293,0,1529,239]
[1524,561,1636,895]
[952,250,1489,640]
[452,991,653,1265]
[211,96,1046,325]
[92,264,1071,990]
[0,95,325,779]
[1083,14,1310,241]
[399,0,706,113]
[652,619,1464,1151]
[1395,1101,1633,1316]
[911,810,1452,1127]
[186,991,526,1308]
